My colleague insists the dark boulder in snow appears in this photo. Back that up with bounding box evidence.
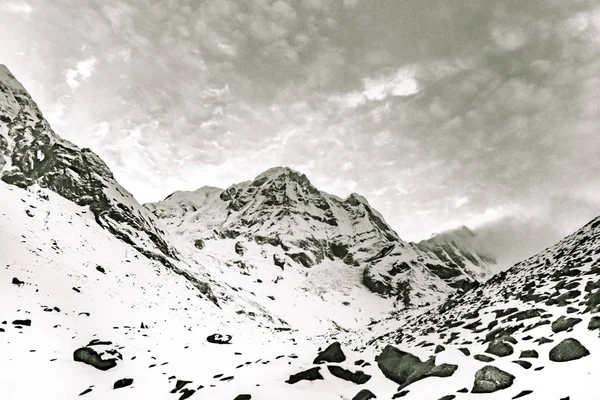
[206,334,232,344]
[11,277,24,286]
[313,342,346,364]
[327,365,371,384]
[74,347,118,371]
[375,345,457,389]
[471,366,515,393]
[194,239,205,250]
[273,254,286,269]
[485,338,514,357]
[235,241,246,255]
[549,338,589,362]
[113,378,133,389]
[286,367,324,384]
[352,389,377,400]
[551,316,582,333]
[233,395,251,400]
[12,319,31,326]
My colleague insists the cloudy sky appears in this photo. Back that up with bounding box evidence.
[1,0,600,244]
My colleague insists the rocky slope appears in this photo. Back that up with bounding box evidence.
[147,167,497,306]
[352,214,600,399]
[0,65,176,267]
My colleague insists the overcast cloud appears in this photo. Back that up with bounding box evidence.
[1,0,599,244]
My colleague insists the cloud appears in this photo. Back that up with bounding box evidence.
[65,56,97,89]
[1,1,32,15]
[1,0,599,248]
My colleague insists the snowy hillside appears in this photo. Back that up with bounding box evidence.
[147,167,497,306]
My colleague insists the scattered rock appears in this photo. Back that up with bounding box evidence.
[512,360,532,369]
[78,388,93,396]
[438,396,455,400]
[235,241,246,255]
[96,265,106,274]
[519,350,538,359]
[352,389,376,400]
[313,342,346,364]
[233,395,251,400]
[206,334,232,344]
[11,277,24,286]
[375,345,457,389]
[588,316,600,331]
[273,254,286,269]
[73,347,118,371]
[194,239,205,250]
[474,354,494,362]
[551,316,582,333]
[471,366,515,393]
[458,347,470,356]
[113,378,133,389]
[327,365,371,384]
[549,338,590,362]
[286,367,324,384]
[485,338,513,357]
[513,390,533,399]
[179,389,196,400]
[434,345,445,354]
[12,319,31,326]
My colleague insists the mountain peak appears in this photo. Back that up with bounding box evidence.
[255,166,306,181]
[0,64,28,93]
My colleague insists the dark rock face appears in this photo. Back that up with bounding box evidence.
[313,342,346,364]
[471,366,515,393]
[286,367,324,384]
[327,366,371,384]
[352,389,376,400]
[113,378,133,389]
[549,338,590,362]
[206,334,232,344]
[73,347,118,371]
[375,345,457,389]
[0,67,219,305]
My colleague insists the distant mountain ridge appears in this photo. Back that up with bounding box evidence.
[147,166,499,306]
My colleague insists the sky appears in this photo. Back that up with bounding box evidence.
[1,0,600,244]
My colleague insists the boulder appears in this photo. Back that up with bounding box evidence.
[273,254,286,269]
[375,345,457,389]
[352,389,376,400]
[286,367,323,384]
[485,338,514,357]
[74,347,118,371]
[471,366,515,393]
[194,239,205,250]
[207,334,232,344]
[313,342,346,364]
[549,338,590,362]
[113,378,133,389]
[235,241,246,256]
[551,316,582,333]
[327,365,371,384]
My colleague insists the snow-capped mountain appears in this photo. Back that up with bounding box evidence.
[147,167,497,306]
[418,225,498,281]
[4,64,600,400]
